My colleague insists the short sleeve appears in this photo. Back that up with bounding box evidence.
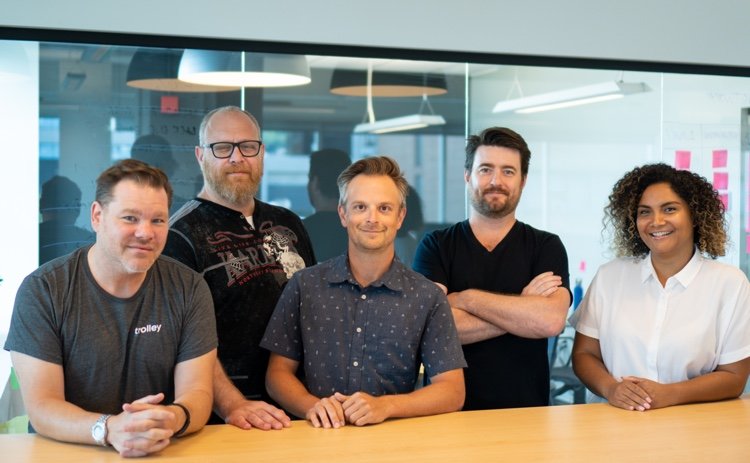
[163,229,200,272]
[413,232,448,287]
[260,274,304,360]
[176,276,218,363]
[717,272,750,365]
[4,274,64,364]
[570,269,604,340]
[420,288,467,378]
[534,233,572,299]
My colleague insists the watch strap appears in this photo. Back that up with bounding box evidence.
[171,402,190,437]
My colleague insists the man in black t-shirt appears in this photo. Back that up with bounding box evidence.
[163,106,315,430]
[413,127,571,410]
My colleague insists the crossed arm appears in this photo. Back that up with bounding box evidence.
[572,332,750,411]
[443,271,570,344]
[265,353,465,428]
[11,348,216,457]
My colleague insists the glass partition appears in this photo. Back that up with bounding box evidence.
[1,31,750,398]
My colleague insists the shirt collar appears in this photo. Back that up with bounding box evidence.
[639,247,703,287]
[325,254,406,291]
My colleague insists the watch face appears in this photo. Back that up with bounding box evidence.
[92,416,109,446]
[93,423,105,440]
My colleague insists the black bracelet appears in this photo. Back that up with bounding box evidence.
[171,402,191,437]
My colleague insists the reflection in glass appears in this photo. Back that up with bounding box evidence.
[303,149,351,262]
[38,175,94,265]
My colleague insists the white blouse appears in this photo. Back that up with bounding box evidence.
[571,250,750,402]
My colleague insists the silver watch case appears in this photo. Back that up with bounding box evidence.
[91,414,111,446]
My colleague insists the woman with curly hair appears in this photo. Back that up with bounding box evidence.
[571,163,750,411]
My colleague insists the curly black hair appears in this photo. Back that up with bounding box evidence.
[604,163,726,258]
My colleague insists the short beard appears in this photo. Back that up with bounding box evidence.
[470,190,517,219]
[202,162,260,206]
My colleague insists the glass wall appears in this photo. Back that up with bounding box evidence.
[1,32,750,395]
[470,66,750,287]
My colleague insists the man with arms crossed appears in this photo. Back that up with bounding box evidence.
[414,127,571,410]
[5,159,217,457]
[262,156,466,428]
[163,106,315,430]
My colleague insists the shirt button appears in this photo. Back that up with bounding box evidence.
[361,294,367,300]
[353,361,359,367]
[356,327,362,333]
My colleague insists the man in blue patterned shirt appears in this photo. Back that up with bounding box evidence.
[262,156,465,428]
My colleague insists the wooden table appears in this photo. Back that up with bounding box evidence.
[2,397,749,462]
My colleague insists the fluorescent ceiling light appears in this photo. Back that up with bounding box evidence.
[62,72,86,91]
[178,50,311,88]
[492,81,649,114]
[354,114,446,134]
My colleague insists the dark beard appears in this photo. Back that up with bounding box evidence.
[470,191,516,219]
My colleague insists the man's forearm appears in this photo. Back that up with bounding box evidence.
[27,398,104,445]
[452,308,506,344]
[266,366,320,419]
[455,289,567,338]
[172,388,212,435]
[212,361,247,420]
[381,370,464,419]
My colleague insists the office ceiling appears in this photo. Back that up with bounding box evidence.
[38,43,495,135]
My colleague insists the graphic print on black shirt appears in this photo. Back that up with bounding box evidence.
[163,198,315,399]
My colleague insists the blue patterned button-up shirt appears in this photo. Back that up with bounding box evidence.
[261,254,466,397]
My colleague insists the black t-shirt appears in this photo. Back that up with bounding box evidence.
[413,220,570,410]
[163,198,315,400]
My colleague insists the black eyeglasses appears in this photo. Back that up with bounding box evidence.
[202,140,263,158]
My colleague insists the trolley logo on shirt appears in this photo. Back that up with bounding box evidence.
[134,324,162,335]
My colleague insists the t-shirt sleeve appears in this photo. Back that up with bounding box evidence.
[717,272,750,365]
[176,276,217,363]
[3,274,64,364]
[413,231,448,287]
[260,274,303,361]
[570,269,603,340]
[293,215,318,267]
[163,228,199,272]
[420,287,467,378]
[535,233,572,300]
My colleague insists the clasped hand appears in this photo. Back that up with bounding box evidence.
[305,391,390,428]
[607,376,670,411]
[106,392,179,458]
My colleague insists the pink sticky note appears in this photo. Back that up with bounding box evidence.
[713,172,729,190]
[579,260,586,272]
[712,150,728,168]
[719,193,729,210]
[675,151,691,170]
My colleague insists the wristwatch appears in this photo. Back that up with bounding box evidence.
[91,414,112,447]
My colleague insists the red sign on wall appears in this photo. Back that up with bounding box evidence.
[161,95,179,114]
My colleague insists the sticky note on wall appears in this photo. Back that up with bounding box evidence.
[712,150,728,168]
[719,193,729,210]
[713,172,729,190]
[675,151,691,170]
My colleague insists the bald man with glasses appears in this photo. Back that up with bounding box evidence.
[163,106,315,431]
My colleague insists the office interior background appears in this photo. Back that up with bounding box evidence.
[2,1,750,394]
